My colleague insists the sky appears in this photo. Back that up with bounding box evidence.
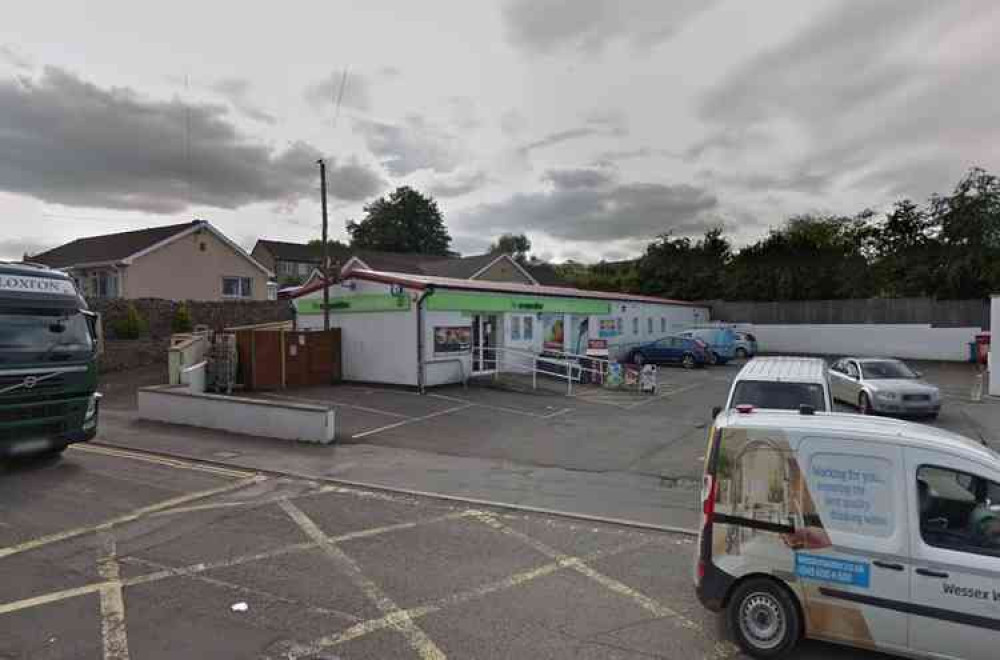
[2,0,999,264]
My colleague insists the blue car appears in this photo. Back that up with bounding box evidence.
[627,335,709,369]
[678,328,737,364]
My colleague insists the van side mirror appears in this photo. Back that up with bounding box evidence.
[711,406,722,418]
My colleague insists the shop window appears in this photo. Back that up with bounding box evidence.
[647,318,653,334]
[661,318,667,333]
[523,315,534,341]
[632,317,639,335]
[616,317,623,333]
[511,316,522,341]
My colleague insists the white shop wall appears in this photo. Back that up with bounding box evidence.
[589,303,709,360]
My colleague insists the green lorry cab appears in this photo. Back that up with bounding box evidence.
[0,263,101,458]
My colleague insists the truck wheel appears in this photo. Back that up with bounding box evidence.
[727,578,801,658]
[682,353,696,369]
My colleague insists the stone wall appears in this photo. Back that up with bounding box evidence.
[100,339,168,373]
[88,298,294,340]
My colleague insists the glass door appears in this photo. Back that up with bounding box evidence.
[471,314,498,374]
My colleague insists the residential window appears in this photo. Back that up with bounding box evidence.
[523,315,534,341]
[298,262,312,276]
[632,317,639,335]
[278,262,294,276]
[222,276,253,298]
[511,316,522,341]
[91,272,118,298]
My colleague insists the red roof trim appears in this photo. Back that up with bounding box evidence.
[291,267,700,307]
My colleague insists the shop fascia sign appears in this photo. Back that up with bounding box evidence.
[296,293,411,314]
[426,291,609,315]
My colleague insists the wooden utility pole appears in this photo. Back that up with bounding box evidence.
[318,158,330,331]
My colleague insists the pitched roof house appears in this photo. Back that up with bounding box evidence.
[30,220,275,301]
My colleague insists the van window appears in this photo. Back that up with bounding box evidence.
[808,453,895,538]
[917,466,1000,557]
[731,380,827,411]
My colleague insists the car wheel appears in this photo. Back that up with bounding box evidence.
[682,353,696,369]
[727,578,802,659]
[859,392,873,415]
[735,347,748,360]
[633,352,645,367]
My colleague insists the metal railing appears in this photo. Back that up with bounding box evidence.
[472,345,650,395]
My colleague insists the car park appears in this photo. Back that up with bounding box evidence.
[722,356,833,413]
[829,357,941,419]
[626,334,709,369]
[679,327,738,365]
[695,406,1000,660]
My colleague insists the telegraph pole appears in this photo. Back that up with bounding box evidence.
[318,159,330,331]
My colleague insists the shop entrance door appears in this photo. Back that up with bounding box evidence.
[471,314,498,374]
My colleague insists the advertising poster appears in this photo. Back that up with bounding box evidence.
[433,326,471,355]
[542,314,564,351]
[598,319,619,338]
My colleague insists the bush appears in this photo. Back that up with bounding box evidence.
[172,303,194,334]
[111,303,148,340]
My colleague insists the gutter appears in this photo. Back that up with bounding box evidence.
[416,285,436,394]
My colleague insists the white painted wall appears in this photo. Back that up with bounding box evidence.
[752,324,981,362]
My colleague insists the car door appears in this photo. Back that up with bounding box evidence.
[796,436,910,653]
[646,339,667,363]
[905,448,1000,660]
[843,360,863,404]
[829,360,848,402]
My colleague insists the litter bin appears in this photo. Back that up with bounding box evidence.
[976,332,991,365]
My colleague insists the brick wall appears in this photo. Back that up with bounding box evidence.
[88,298,294,340]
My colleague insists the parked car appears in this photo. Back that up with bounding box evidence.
[722,356,832,413]
[626,335,709,369]
[829,357,941,418]
[678,327,737,364]
[733,331,757,359]
[696,406,1000,659]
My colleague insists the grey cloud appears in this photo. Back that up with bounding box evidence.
[502,0,718,53]
[696,1,1000,198]
[355,116,463,176]
[378,66,401,79]
[457,181,718,242]
[325,157,387,201]
[305,70,371,112]
[447,96,482,131]
[0,67,379,212]
[0,45,31,70]
[427,170,489,198]
[593,147,679,165]
[697,168,831,196]
[518,125,624,156]
[0,237,49,261]
[209,77,277,124]
[543,167,615,190]
[500,109,528,137]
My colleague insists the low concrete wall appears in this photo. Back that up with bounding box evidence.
[138,385,336,444]
[754,324,981,362]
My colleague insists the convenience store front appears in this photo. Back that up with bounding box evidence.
[292,269,708,388]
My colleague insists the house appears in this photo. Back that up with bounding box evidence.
[251,238,565,294]
[29,220,276,301]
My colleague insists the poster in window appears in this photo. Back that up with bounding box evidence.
[541,314,564,351]
[433,326,471,355]
[598,319,618,338]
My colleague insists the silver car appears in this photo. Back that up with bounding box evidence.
[829,357,941,418]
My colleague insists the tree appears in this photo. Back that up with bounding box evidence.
[638,228,731,300]
[869,199,941,297]
[930,168,1000,298]
[346,186,451,255]
[489,233,531,263]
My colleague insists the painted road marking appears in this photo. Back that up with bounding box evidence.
[625,383,704,410]
[0,476,263,560]
[470,511,701,631]
[96,529,131,660]
[351,403,474,439]
[256,392,413,419]
[70,444,254,479]
[278,499,447,660]
[274,534,659,659]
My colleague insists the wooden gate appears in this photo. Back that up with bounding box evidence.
[237,328,341,390]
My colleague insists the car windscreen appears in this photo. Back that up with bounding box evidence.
[0,309,93,360]
[731,380,827,411]
[860,360,917,379]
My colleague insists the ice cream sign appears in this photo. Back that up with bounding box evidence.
[0,275,76,296]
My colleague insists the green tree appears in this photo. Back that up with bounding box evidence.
[638,228,732,300]
[869,199,942,297]
[931,168,1000,298]
[112,303,148,340]
[489,233,532,263]
[171,303,194,334]
[346,186,451,255]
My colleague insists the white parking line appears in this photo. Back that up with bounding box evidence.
[255,392,412,419]
[352,403,473,439]
[625,383,704,409]
[97,530,131,660]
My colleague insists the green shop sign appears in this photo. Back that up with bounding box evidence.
[295,294,411,315]
[426,291,609,315]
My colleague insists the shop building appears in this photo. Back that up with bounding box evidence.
[292,269,710,388]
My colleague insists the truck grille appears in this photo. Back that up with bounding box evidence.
[0,422,64,442]
[903,394,930,402]
[0,372,66,394]
[0,402,70,423]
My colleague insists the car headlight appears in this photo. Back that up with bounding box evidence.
[876,391,897,400]
[85,393,102,419]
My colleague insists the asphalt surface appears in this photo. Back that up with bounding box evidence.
[0,445,900,660]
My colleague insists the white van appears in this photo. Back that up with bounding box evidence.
[695,407,1000,659]
[724,357,833,413]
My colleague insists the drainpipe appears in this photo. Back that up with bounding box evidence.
[416,285,436,394]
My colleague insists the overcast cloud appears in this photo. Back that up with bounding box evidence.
[0,0,997,262]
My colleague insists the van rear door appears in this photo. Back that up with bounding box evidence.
[905,448,1000,660]
[796,436,910,653]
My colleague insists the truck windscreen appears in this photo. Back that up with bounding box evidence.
[0,310,94,360]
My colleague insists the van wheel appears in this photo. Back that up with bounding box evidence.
[859,392,873,415]
[708,351,719,365]
[682,353,696,369]
[735,347,748,360]
[727,578,801,658]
